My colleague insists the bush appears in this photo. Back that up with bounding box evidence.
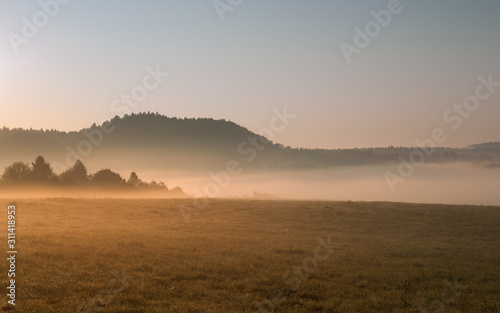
[90,169,125,186]
[1,162,31,184]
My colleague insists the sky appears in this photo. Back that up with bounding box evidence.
[1,0,499,149]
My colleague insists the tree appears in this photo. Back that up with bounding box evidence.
[170,187,184,195]
[28,156,55,183]
[127,172,140,187]
[60,160,89,185]
[90,169,124,186]
[147,180,167,189]
[1,162,31,184]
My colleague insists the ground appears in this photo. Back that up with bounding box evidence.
[1,198,499,312]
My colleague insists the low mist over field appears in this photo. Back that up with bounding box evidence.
[162,164,500,206]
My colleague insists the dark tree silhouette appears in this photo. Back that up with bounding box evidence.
[148,180,167,189]
[28,156,55,183]
[90,169,125,185]
[60,160,89,185]
[128,172,140,187]
[1,162,31,184]
[0,155,180,193]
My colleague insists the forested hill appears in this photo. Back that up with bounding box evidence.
[0,112,499,173]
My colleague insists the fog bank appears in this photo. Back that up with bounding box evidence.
[158,163,500,206]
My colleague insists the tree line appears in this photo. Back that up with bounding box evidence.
[1,156,172,190]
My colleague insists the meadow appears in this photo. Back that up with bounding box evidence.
[1,198,499,312]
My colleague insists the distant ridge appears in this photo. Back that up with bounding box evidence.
[0,112,499,174]
[468,142,500,149]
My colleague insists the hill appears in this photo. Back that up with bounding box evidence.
[0,112,499,175]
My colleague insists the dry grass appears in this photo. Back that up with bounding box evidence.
[0,198,499,312]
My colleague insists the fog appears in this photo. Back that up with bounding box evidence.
[2,156,499,206]
[153,163,500,206]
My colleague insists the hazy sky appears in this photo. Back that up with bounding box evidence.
[1,0,499,148]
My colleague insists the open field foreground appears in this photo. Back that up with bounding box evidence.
[1,199,499,312]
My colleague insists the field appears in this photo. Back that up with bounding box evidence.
[1,198,499,312]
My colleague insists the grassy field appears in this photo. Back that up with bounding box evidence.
[1,198,499,312]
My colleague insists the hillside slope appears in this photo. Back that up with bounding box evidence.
[0,113,499,174]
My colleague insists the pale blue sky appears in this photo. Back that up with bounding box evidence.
[1,0,499,148]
